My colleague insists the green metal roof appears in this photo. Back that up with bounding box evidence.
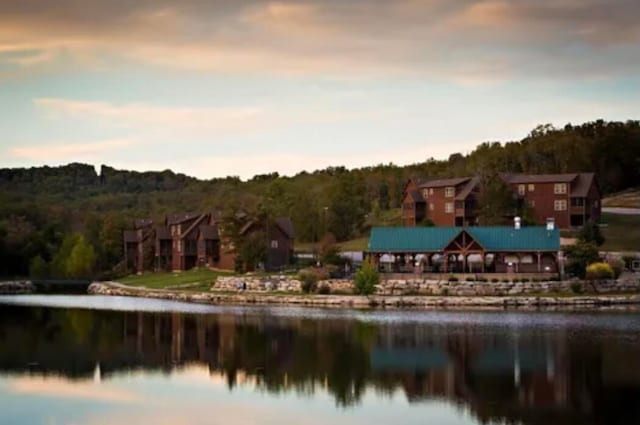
[368,226,560,252]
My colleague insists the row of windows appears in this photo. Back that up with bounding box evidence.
[517,184,536,195]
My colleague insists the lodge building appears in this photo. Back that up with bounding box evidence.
[367,224,561,275]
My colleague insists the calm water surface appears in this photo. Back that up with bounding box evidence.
[1,295,640,425]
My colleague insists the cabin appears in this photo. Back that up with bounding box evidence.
[367,224,560,276]
[239,217,295,271]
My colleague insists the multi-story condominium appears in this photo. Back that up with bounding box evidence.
[402,173,600,229]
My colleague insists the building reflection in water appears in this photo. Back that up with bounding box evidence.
[1,305,640,425]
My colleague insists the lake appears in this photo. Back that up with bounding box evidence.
[1,295,639,425]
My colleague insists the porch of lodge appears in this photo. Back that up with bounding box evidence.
[366,226,561,276]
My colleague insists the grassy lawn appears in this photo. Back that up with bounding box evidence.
[600,212,640,252]
[118,269,233,289]
[603,189,640,208]
[296,236,368,253]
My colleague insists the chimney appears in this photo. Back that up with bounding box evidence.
[546,217,555,230]
[514,216,521,230]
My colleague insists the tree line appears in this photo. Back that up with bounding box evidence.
[0,119,638,278]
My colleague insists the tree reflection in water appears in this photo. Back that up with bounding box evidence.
[1,305,640,425]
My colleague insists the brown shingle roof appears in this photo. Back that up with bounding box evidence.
[407,190,425,203]
[167,212,200,225]
[134,219,153,229]
[501,173,577,184]
[275,217,295,240]
[455,176,480,200]
[418,177,471,188]
[570,173,596,197]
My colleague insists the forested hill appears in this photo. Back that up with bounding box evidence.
[1,119,639,276]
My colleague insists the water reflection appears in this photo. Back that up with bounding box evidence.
[1,303,640,425]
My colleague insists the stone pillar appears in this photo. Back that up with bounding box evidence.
[537,252,542,273]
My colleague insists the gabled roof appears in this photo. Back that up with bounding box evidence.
[134,219,153,229]
[455,176,480,200]
[500,173,577,184]
[275,217,295,240]
[406,190,425,203]
[418,177,471,188]
[167,212,200,225]
[368,226,560,252]
[570,172,596,197]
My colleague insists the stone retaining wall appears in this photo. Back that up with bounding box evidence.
[0,281,35,294]
[214,275,640,296]
[88,282,640,309]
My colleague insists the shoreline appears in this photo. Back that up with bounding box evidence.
[88,282,640,310]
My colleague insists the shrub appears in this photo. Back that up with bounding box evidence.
[354,260,379,295]
[478,277,488,283]
[298,270,319,293]
[607,258,625,279]
[448,276,459,282]
[570,282,584,294]
[501,278,510,283]
[317,284,331,295]
[491,278,499,283]
[465,277,475,282]
[586,262,614,281]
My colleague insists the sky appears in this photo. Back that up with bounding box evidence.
[0,0,639,180]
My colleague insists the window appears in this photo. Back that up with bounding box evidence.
[528,184,535,192]
[518,184,525,196]
[429,188,434,195]
[529,199,535,207]
[445,187,455,197]
[422,189,429,199]
[270,240,279,249]
[445,202,454,213]
[554,183,567,194]
[571,198,584,207]
[554,200,567,211]
[177,241,182,253]
[429,202,434,211]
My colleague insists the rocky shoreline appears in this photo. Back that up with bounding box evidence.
[0,281,35,294]
[88,282,640,310]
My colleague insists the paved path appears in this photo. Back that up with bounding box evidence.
[602,207,640,215]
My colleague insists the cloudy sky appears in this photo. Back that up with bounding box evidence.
[0,0,639,179]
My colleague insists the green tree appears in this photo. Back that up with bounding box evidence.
[29,255,49,279]
[564,240,600,278]
[66,235,96,278]
[327,173,366,241]
[477,173,516,225]
[577,221,605,246]
[354,259,379,295]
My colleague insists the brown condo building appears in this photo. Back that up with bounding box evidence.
[500,173,601,228]
[403,173,601,229]
[124,213,295,274]
[402,177,480,227]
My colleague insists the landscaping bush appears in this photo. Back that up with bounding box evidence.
[478,277,488,283]
[570,282,583,294]
[491,278,500,283]
[586,262,614,281]
[448,276,459,282]
[317,284,331,295]
[354,260,379,295]
[501,278,510,283]
[298,270,319,293]
[465,277,475,282]
[607,258,625,279]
